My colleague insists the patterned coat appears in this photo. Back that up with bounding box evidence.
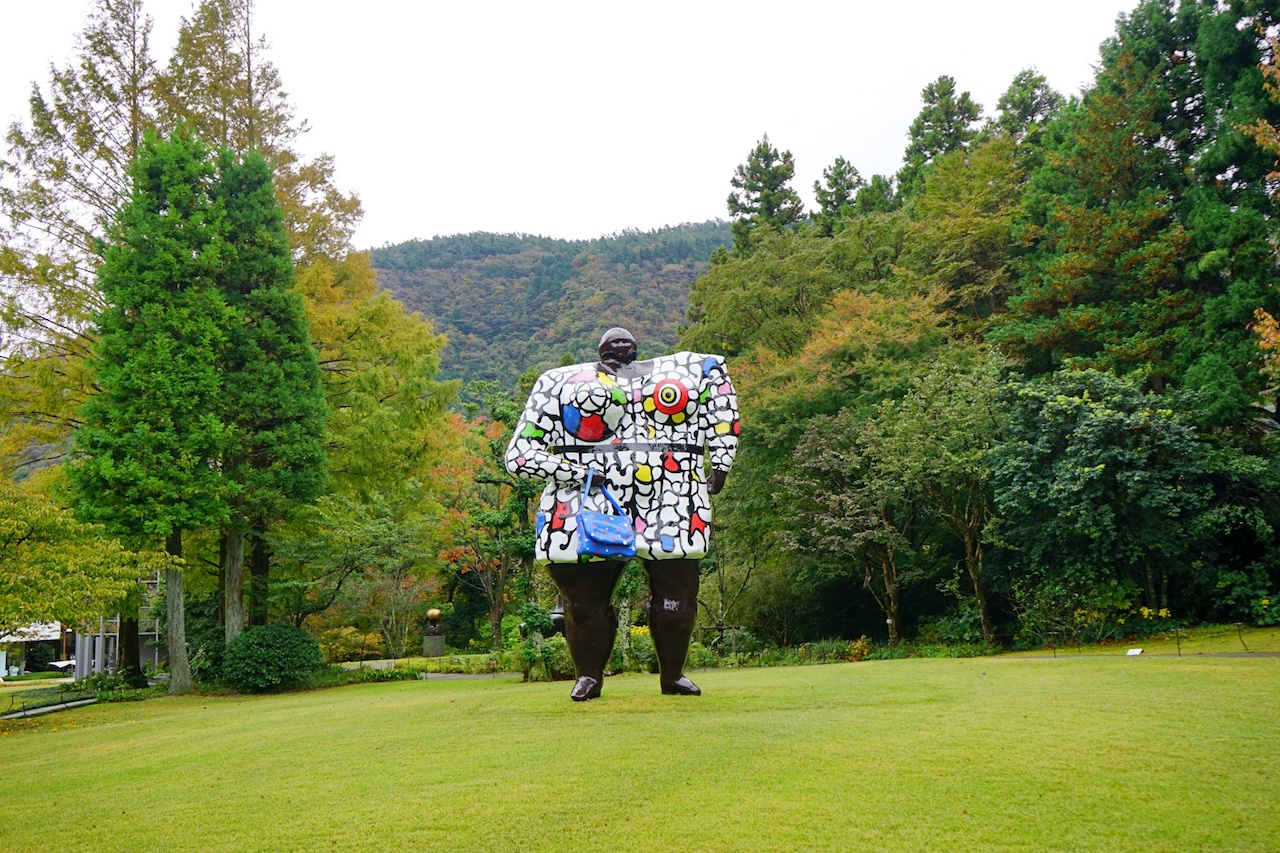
[505,351,739,564]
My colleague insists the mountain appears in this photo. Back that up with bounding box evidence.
[371,222,731,390]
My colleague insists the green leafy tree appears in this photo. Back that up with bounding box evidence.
[69,128,236,695]
[0,477,165,638]
[994,0,1280,427]
[726,134,805,254]
[989,370,1212,618]
[991,68,1064,140]
[0,0,158,469]
[852,174,898,215]
[899,137,1024,326]
[215,149,327,642]
[684,227,846,358]
[898,75,982,198]
[157,0,361,265]
[861,348,1003,640]
[812,156,863,237]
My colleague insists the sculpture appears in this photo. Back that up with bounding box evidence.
[505,327,739,700]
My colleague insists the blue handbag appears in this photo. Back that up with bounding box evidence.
[577,466,636,559]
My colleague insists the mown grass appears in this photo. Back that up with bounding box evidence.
[1,655,1275,852]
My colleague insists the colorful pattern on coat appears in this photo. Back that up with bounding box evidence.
[506,351,740,564]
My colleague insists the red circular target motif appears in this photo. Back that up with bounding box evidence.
[652,379,689,415]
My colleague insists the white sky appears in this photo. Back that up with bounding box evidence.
[2,1,1136,249]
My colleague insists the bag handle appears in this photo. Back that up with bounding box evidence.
[583,466,627,517]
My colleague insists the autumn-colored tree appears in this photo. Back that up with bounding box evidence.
[0,0,157,470]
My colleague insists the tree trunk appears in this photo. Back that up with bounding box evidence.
[116,590,144,684]
[166,531,194,695]
[217,536,226,627]
[223,521,245,644]
[248,524,270,626]
[883,559,901,645]
[964,531,994,643]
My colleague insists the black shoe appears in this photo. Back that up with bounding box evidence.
[660,675,701,696]
[570,676,601,701]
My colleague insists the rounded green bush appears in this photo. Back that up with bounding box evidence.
[222,624,325,693]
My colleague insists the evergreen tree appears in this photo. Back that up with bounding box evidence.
[898,75,982,198]
[157,0,361,265]
[70,128,235,695]
[812,156,863,237]
[853,174,898,215]
[991,68,1064,140]
[215,149,327,641]
[993,0,1280,425]
[726,134,805,254]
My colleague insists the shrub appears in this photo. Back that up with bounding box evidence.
[712,627,761,657]
[629,626,658,673]
[799,638,849,663]
[685,641,716,670]
[184,595,225,684]
[846,636,870,662]
[222,624,325,693]
[318,626,385,663]
[25,642,56,673]
[517,633,574,682]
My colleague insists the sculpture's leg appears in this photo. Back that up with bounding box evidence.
[645,558,702,695]
[547,561,624,700]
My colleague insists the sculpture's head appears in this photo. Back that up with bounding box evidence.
[598,327,637,368]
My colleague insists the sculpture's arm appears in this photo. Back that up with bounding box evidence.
[702,355,740,495]
[504,374,590,485]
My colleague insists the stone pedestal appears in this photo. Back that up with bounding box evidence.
[422,635,445,657]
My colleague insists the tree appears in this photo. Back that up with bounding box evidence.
[988,370,1211,616]
[69,128,236,695]
[899,137,1024,325]
[853,174,897,215]
[157,0,361,265]
[812,156,863,237]
[863,348,1003,641]
[684,227,846,358]
[994,0,1280,427]
[898,75,982,198]
[214,149,326,643]
[0,477,164,638]
[991,68,1064,140]
[726,134,805,254]
[785,406,928,644]
[0,0,158,469]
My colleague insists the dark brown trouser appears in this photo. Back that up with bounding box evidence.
[546,558,700,689]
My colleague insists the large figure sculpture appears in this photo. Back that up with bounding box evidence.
[506,328,739,700]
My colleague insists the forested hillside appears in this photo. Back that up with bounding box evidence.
[372,223,731,386]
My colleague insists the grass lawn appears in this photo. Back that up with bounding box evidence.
[1,655,1275,852]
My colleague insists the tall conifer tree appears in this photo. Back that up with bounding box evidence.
[70,128,234,694]
[215,149,326,640]
[727,134,805,254]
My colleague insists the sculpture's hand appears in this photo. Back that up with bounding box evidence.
[708,468,728,496]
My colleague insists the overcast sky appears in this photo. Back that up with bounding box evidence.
[3,1,1137,249]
